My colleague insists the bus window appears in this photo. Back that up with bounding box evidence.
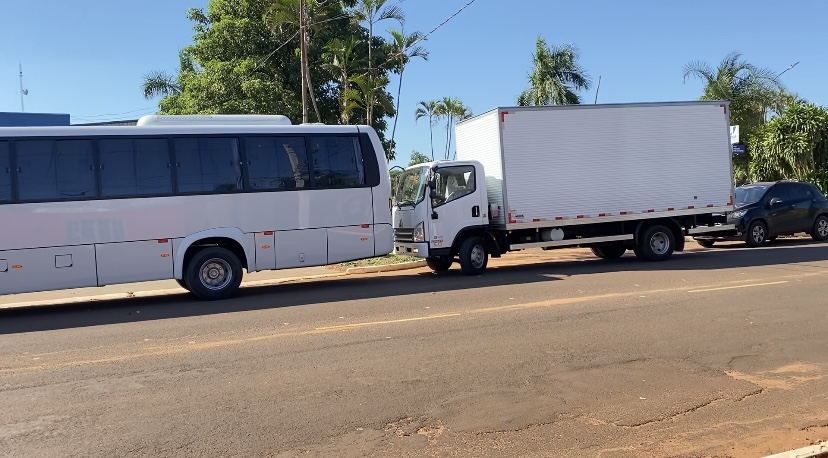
[174,137,243,193]
[17,139,96,201]
[309,136,365,188]
[0,141,10,202]
[99,138,172,197]
[245,136,310,190]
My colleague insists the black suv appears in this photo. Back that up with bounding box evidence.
[695,180,828,248]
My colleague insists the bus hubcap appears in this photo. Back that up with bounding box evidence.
[200,258,232,290]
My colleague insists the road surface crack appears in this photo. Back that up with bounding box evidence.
[623,397,724,428]
[734,387,764,402]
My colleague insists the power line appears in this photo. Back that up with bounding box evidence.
[364,0,478,76]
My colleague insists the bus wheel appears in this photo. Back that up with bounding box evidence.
[459,237,488,275]
[175,279,190,291]
[185,247,243,300]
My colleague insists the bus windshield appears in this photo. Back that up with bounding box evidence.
[395,166,427,207]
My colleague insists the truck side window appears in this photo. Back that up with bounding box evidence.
[432,166,475,207]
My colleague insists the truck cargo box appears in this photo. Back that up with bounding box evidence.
[454,101,734,230]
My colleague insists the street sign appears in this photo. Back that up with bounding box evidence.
[730,125,739,144]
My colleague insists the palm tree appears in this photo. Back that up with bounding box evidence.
[345,74,395,153]
[683,51,785,139]
[436,98,472,160]
[387,29,428,155]
[414,100,439,160]
[349,0,405,77]
[142,71,180,99]
[517,35,591,106]
[323,37,363,124]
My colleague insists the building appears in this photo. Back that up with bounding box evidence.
[0,112,70,127]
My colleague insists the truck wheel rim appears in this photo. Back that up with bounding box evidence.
[650,232,670,255]
[752,225,765,243]
[819,219,828,237]
[200,258,232,291]
[470,245,485,269]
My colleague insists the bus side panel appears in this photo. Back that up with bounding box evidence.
[373,222,393,257]
[254,232,276,271]
[274,228,327,269]
[0,245,97,295]
[95,240,174,286]
[327,225,374,264]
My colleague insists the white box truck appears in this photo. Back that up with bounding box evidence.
[392,101,736,274]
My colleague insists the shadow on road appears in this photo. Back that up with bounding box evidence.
[1,239,826,335]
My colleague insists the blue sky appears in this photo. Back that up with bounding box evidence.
[1,0,825,168]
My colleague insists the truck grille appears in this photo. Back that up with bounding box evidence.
[394,227,415,242]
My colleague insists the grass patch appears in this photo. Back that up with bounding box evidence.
[333,254,422,269]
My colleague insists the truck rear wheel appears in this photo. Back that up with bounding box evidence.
[426,256,453,272]
[459,237,488,275]
[590,245,626,259]
[635,225,675,262]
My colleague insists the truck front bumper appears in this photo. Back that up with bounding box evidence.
[394,242,430,258]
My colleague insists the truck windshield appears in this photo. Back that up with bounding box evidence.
[395,166,427,207]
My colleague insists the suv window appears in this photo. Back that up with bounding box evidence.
[790,183,813,201]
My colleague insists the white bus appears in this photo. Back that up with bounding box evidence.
[0,114,393,300]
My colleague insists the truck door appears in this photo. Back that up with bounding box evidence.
[428,165,487,250]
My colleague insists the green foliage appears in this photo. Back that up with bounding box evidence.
[408,150,430,166]
[517,35,591,106]
[143,0,401,159]
[749,102,828,192]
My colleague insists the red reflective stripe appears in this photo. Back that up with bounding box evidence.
[500,111,510,122]
[555,217,564,220]
[647,209,654,213]
[599,213,607,217]
[707,204,714,207]
[361,224,370,228]
[158,239,168,243]
[577,215,585,218]
[620,211,628,215]
[667,208,674,211]
[263,231,274,236]
[688,206,695,209]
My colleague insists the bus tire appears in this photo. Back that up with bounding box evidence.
[175,279,190,291]
[184,247,244,300]
[459,236,488,275]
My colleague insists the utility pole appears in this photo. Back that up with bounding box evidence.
[299,0,308,123]
[594,75,601,104]
[19,63,26,112]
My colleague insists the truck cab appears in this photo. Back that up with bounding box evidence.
[392,160,491,272]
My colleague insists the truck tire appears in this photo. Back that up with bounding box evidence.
[184,247,244,300]
[635,225,675,262]
[696,239,715,248]
[426,256,453,272]
[590,245,626,259]
[459,237,488,275]
[811,215,828,241]
[745,220,768,247]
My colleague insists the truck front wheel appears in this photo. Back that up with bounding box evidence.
[459,237,488,275]
[635,225,675,262]
[426,256,453,272]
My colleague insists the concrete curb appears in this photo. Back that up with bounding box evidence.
[763,442,828,458]
[344,260,427,274]
[0,262,429,310]
[0,272,347,311]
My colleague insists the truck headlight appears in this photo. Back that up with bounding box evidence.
[412,221,425,242]
[730,210,747,219]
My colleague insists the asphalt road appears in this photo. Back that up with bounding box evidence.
[2,240,828,458]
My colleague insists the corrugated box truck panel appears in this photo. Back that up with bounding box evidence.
[488,102,732,225]
[453,110,506,226]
